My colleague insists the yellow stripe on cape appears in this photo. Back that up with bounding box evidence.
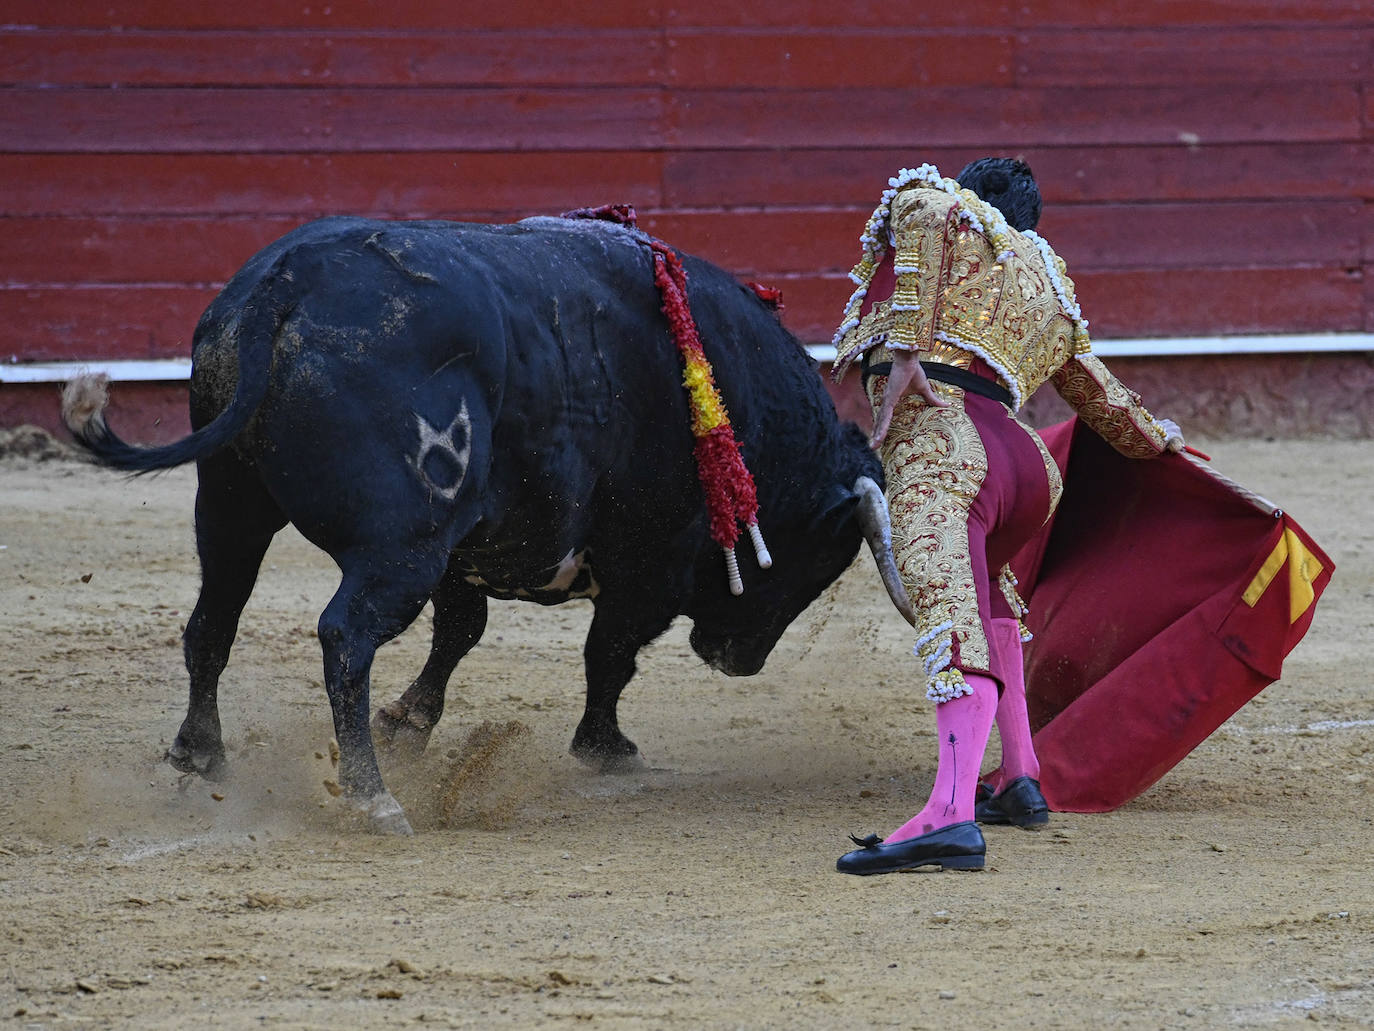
[1241,527,1323,624]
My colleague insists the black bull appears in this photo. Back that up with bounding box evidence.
[62,215,912,834]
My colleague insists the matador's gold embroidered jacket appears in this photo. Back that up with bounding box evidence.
[831,180,1169,459]
[831,176,1172,702]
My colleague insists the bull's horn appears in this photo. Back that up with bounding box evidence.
[853,475,917,627]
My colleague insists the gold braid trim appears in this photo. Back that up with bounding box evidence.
[1050,354,1169,459]
[997,566,1034,643]
[872,378,992,702]
[832,181,1093,405]
[888,200,948,352]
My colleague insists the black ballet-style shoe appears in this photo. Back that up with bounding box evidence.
[836,821,986,876]
[974,775,1050,828]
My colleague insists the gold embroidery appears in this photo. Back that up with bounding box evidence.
[996,565,1032,642]
[836,171,1171,704]
[1050,355,1167,459]
[833,184,1166,457]
[833,184,1086,409]
[870,377,991,699]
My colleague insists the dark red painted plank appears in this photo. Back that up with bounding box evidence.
[1016,28,1370,86]
[0,381,192,445]
[1366,263,1374,332]
[759,275,849,342]
[4,264,1363,364]
[5,145,1363,221]
[0,286,216,362]
[665,30,1013,88]
[9,1,1360,31]
[664,1,1013,28]
[1074,267,1367,337]
[0,211,856,286]
[6,201,1359,289]
[1009,0,1370,27]
[2,218,302,285]
[0,29,665,87]
[1027,144,1374,205]
[758,266,1366,343]
[1040,201,1364,271]
[3,85,1361,156]
[643,200,1360,278]
[666,0,1369,28]
[0,152,665,217]
[640,210,859,276]
[662,144,1372,207]
[0,2,665,30]
[666,85,1362,148]
[1,87,664,153]
[664,148,992,207]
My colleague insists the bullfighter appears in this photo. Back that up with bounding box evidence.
[831,158,1185,875]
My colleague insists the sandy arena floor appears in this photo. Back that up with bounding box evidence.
[1,430,1370,1029]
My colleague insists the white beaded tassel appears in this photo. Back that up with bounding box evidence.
[724,547,744,596]
[747,521,772,569]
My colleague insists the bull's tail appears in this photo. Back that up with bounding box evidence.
[61,260,296,473]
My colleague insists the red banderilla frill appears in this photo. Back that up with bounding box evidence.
[649,241,771,595]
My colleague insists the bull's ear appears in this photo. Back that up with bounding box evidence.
[809,484,860,536]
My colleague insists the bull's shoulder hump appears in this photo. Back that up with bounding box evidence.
[340,217,651,267]
[253,217,653,275]
[512,215,648,244]
[268,216,491,256]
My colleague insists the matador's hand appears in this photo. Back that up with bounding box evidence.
[1158,417,1186,454]
[869,350,949,449]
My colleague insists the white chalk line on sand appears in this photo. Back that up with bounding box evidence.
[1226,718,1374,736]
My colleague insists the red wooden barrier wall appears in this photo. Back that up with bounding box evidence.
[1,3,1370,425]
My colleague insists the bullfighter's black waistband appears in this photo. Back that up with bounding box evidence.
[860,351,1013,407]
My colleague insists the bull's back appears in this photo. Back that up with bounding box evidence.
[186,216,694,555]
[192,215,670,405]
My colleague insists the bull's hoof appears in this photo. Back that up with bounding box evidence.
[360,791,414,836]
[371,701,435,762]
[595,750,646,775]
[165,738,226,781]
[569,734,644,775]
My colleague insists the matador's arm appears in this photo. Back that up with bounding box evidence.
[1050,354,1184,458]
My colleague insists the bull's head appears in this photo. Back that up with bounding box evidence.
[686,474,913,676]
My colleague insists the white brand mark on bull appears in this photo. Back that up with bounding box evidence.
[412,402,472,500]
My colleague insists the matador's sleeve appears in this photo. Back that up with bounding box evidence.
[1050,354,1169,459]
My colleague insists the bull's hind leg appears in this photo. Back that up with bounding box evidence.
[317,548,449,835]
[169,453,286,779]
[372,570,488,760]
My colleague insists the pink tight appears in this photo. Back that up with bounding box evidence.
[988,617,1040,790]
[885,673,998,843]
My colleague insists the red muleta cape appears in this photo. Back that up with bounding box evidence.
[1002,419,1334,812]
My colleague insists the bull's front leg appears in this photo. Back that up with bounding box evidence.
[571,602,676,773]
[372,573,488,760]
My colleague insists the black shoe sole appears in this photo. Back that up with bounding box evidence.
[837,822,987,875]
